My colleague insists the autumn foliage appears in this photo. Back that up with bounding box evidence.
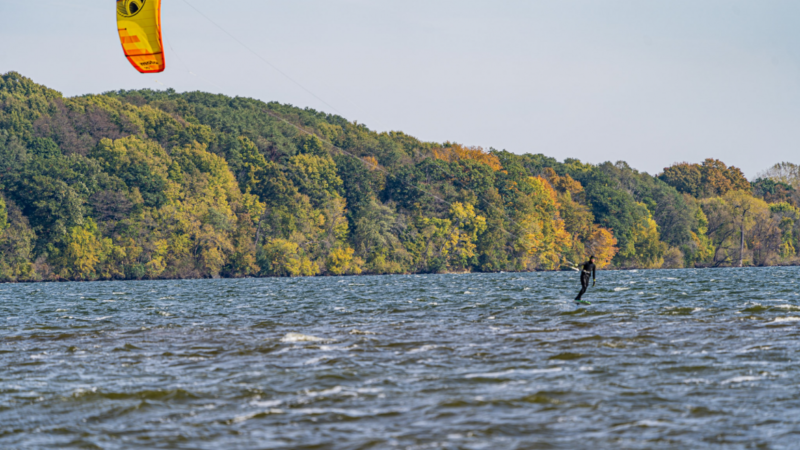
[660,158,750,198]
[0,71,798,282]
[432,143,503,172]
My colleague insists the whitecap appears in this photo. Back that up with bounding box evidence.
[772,317,800,323]
[407,345,438,354]
[465,368,562,378]
[349,329,376,335]
[319,345,355,352]
[774,305,800,310]
[303,356,329,365]
[722,376,761,384]
[293,407,367,417]
[231,410,282,423]
[305,386,356,397]
[355,387,383,394]
[249,399,282,408]
[636,420,666,427]
[614,287,630,292]
[281,332,325,343]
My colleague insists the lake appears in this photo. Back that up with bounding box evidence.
[2,267,800,449]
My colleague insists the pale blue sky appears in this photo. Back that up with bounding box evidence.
[1,1,799,177]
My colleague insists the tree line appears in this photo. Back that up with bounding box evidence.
[0,72,797,282]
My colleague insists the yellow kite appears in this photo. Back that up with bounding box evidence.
[116,0,165,73]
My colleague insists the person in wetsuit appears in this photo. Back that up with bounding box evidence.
[575,256,596,301]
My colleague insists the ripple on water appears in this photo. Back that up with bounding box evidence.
[2,268,800,448]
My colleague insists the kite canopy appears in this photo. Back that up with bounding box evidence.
[116,0,165,73]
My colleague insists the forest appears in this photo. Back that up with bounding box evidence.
[0,72,798,282]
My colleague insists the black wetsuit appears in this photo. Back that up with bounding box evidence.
[575,261,596,301]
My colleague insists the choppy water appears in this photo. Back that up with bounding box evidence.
[2,268,800,449]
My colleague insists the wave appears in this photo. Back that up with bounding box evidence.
[721,376,761,384]
[281,333,326,343]
[465,368,563,379]
[772,317,800,323]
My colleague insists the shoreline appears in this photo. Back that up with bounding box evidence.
[3,262,799,285]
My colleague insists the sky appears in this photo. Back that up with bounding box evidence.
[1,0,799,178]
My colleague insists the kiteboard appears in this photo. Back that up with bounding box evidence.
[575,300,592,306]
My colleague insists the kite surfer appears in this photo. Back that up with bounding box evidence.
[575,255,596,304]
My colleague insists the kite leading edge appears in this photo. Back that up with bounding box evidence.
[116,0,165,73]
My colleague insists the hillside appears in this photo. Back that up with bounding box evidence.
[0,72,797,282]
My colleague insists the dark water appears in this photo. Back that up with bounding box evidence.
[2,268,800,449]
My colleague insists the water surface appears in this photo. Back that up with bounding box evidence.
[2,268,800,449]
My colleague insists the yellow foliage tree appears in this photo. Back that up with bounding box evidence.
[326,246,363,275]
[55,219,123,281]
[260,238,319,277]
[0,197,8,234]
[432,143,503,171]
[629,215,668,269]
[724,190,769,267]
[362,156,380,170]
[510,177,573,270]
[447,202,488,269]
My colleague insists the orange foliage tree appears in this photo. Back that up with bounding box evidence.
[432,143,503,171]
[585,227,619,268]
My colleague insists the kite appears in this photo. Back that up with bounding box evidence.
[116,0,165,73]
